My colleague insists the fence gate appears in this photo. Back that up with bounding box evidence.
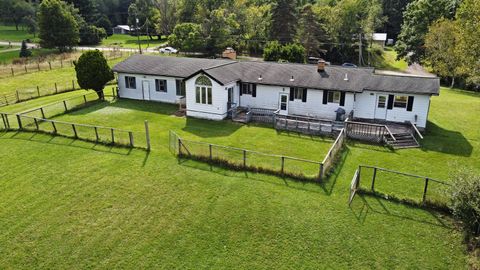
[169,130,180,155]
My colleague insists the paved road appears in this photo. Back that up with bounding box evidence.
[0,40,159,53]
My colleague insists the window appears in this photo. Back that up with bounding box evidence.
[377,96,386,108]
[327,91,341,103]
[293,88,306,100]
[155,79,167,92]
[125,76,136,89]
[195,76,213,105]
[241,83,256,96]
[394,95,408,108]
[176,79,186,96]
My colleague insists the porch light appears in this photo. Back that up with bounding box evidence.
[290,76,295,82]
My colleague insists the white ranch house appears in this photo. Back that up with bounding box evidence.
[112,55,439,130]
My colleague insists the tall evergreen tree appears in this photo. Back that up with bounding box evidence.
[270,0,297,44]
[64,0,99,24]
[297,4,329,57]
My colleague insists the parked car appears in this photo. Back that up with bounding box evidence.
[159,47,178,54]
[342,63,358,68]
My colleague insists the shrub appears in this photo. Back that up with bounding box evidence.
[19,40,32,58]
[79,24,107,46]
[263,41,306,63]
[449,168,480,246]
[74,50,114,99]
[263,41,283,62]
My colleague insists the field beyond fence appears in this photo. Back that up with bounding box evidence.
[169,129,346,181]
[350,165,452,208]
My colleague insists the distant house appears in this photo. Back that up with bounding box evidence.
[112,25,132,35]
[371,33,388,49]
[112,55,439,129]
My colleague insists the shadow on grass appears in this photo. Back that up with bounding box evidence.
[422,121,473,157]
[0,131,133,155]
[349,193,451,228]
[182,117,242,138]
[275,129,335,143]
[65,98,179,116]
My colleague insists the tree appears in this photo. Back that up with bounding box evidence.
[395,0,457,64]
[424,19,461,88]
[178,0,197,23]
[155,0,178,36]
[448,168,480,246]
[455,0,480,88]
[382,0,411,40]
[19,40,32,58]
[74,50,114,100]
[168,23,205,52]
[128,0,161,39]
[38,0,80,52]
[0,0,35,30]
[297,4,329,57]
[95,15,113,37]
[263,41,306,63]
[203,8,239,55]
[79,24,107,45]
[64,0,99,24]
[270,0,297,44]
[263,41,283,62]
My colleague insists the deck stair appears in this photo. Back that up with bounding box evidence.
[232,107,249,123]
[385,132,419,149]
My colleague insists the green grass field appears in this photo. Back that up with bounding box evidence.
[372,47,409,72]
[0,55,127,96]
[0,48,58,65]
[99,34,167,50]
[0,25,37,42]
[0,86,477,268]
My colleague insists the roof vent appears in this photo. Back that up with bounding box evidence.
[258,75,263,81]
[290,76,295,82]
[344,74,349,81]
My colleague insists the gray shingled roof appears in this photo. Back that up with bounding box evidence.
[112,54,234,78]
[365,74,440,95]
[113,55,440,95]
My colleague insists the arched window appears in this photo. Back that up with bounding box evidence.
[195,76,212,86]
[195,75,213,105]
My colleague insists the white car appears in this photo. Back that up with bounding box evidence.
[159,47,178,54]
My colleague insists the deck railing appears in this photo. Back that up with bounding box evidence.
[345,120,396,143]
[408,121,423,145]
[273,113,338,135]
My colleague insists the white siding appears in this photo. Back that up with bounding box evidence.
[240,85,354,120]
[185,74,231,120]
[117,73,183,103]
[354,91,431,128]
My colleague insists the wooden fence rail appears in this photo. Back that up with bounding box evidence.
[345,120,396,143]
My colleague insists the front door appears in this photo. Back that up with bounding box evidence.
[278,93,289,115]
[142,80,150,100]
[374,94,387,120]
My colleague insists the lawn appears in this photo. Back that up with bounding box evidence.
[0,25,37,42]
[99,34,167,50]
[0,55,127,96]
[0,86,476,268]
[371,47,409,72]
[0,48,58,65]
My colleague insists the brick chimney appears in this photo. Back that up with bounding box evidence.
[317,59,326,72]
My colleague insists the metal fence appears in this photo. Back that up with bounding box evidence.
[170,131,325,181]
[19,92,103,119]
[354,165,451,207]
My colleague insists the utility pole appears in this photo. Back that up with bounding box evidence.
[358,33,362,67]
[136,18,142,54]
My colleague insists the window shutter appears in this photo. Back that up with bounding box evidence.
[289,87,294,101]
[125,77,129,88]
[340,92,346,106]
[252,84,257,97]
[387,95,394,110]
[240,83,243,96]
[322,90,328,104]
[407,96,414,111]
[302,88,307,102]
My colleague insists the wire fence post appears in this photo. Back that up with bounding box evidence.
[72,80,75,90]
[34,118,39,130]
[63,100,68,112]
[37,86,40,97]
[72,124,78,138]
[423,178,429,204]
[16,114,22,129]
[243,150,247,168]
[319,163,324,181]
[83,95,87,104]
[209,144,213,161]
[281,156,285,175]
[40,107,46,119]
[16,90,19,102]
[111,128,115,144]
[145,120,151,151]
[94,126,99,142]
[371,167,377,191]
[129,131,134,147]
[178,138,182,156]
[55,83,58,93]
[51,121,57,133]
[11,67,14,76]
